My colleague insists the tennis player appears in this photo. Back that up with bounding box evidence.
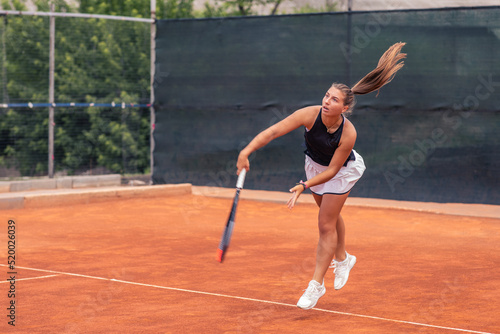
[236,43,406,310]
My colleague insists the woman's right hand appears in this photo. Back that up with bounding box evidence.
[236,151,250,175]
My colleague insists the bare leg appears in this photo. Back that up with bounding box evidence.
[312,193,322,207]
[312,193,347,261]
[311,192,350,284]
[335,214,346,261]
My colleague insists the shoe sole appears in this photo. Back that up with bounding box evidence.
[334,256,356,290]
[296,288,326,310]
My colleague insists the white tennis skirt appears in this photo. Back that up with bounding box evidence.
[305,150,366,196]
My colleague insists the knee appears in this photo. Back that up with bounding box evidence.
[318,215,338,236]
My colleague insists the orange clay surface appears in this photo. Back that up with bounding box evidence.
[1,193,499,334]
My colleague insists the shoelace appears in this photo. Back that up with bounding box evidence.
[303,283,322,298]
[330,259,348,275]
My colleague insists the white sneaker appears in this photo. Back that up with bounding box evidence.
[296,280,326,310]
[330,252,356,290]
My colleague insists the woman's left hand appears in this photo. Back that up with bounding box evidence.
[287,184,304,209]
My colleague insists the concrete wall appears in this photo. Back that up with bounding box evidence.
[0,175,122,193]
[0,183,192,210]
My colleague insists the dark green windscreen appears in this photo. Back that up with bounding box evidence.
[153,8,500,204]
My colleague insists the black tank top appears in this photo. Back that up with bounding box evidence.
[304,109,355,167]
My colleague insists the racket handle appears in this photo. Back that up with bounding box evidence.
[236,169,247,189]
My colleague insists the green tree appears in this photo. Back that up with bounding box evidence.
[0,109,48,175]
[0,0,27,10]
[0,0,158,176]
[50,4,152,175]
[0,12,50,176]
[79,0,196,19]
[293,0,339,14]
[158,0,195,18]
[79,0,152,17]
[202,0,283,17]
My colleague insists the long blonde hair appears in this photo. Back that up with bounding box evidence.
[333,42,406,114]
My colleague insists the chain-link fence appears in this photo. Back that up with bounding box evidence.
[0,12,151,179]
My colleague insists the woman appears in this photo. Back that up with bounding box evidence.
[236,42,406,310]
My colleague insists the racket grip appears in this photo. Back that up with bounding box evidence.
[236,169,247,189]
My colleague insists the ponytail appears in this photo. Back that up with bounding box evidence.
[331,42,406,115]
[351,42,406,96]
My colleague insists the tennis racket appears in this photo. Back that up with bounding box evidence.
[216,168,247,263]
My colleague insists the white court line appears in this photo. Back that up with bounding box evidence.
[0,264,493,334]
[0,274,58,283]
[0,264,108,280]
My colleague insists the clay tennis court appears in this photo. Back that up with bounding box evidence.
[1,186,499,333]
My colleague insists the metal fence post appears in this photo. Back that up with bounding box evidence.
[1,17,8,104]
[48,3,55,178]
[150,0,156,184]
[346,0,352,86]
